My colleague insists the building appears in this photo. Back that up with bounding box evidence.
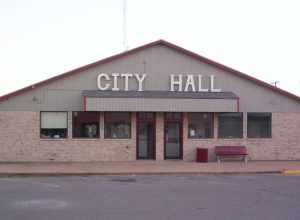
[0,40,299,162]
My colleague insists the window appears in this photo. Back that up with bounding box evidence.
[218,113,243,138]
[138,112,155,121]
[165,113,182,121]
[247,113,271,138]
[188,113,214,138]
[40,112,68,139]
[104,112,131,139]
[73,112,100,138]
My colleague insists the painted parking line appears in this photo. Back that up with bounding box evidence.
[282,169,300,175]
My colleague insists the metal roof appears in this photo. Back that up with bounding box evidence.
[1,39,298,102]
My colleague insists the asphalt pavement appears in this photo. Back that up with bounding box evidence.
[0,174,300,220]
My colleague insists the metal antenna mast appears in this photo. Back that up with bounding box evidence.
[271,81,280,87]
[123,0,127,51]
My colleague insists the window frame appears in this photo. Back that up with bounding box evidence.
[247,112,272,138]
[72,111,100,139]
[218,112,243,139]
[187,112,214,139]
[104,112,132,139]
[40,111,68,139]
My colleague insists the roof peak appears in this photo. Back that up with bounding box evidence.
[0,39,299,102]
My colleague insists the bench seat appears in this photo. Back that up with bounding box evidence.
[215,146,248,163]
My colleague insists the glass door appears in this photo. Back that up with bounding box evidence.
[164,113,183,159]
[137,113,156,160]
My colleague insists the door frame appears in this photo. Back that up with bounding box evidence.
[136,112,156,160]
[164,112,183,160]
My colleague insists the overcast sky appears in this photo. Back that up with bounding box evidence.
[1,0,300,96]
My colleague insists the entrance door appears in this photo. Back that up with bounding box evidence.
[137,113,156,160]
[164,113,183,159]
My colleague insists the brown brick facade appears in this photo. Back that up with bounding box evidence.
[183,112,300,161]
[0,111,136,161]
[0,111,299,161]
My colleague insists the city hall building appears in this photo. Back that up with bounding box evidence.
[0,40,299,162]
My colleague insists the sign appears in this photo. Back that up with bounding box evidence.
[97,73,146,91]
[170,74,221,92]
[97,73,221,92]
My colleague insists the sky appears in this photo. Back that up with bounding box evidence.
[1,0,300,96]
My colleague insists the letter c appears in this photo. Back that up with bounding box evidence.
[97,73,110,90]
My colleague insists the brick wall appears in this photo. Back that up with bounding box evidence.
[0,111,299,161]
[182,112,300,161]
[0,111,136,161]
[155,113,164,161]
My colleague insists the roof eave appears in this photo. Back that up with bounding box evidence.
[0,39,299,102]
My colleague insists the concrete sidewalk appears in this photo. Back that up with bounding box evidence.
[1,161,300,175]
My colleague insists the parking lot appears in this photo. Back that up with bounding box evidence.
[0,174,300,220]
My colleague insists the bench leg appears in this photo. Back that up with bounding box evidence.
[244,156,248,164]
[217,156,221,164]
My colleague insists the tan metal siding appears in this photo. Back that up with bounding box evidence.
[0,45,299,112]
[86,97,237,112]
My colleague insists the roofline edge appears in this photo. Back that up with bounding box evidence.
[0,39,299,102]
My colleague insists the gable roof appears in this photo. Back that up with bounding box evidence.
[0,39,299,102]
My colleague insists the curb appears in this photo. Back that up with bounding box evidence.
[0,171,281,176]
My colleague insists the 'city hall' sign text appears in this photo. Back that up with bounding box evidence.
[97,73,221,92]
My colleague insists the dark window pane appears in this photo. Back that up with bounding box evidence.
[72,112,100,138]
[188,113,214,138]
[165,113,182,121]
[218,113,243,138]
[105,112,131,123]
[138,112,155,121]
[40,128,67,139]
[104,112,131,139]
[247,113,271,138]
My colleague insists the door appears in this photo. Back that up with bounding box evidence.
[137,113,156,160]
[164,113,183,159]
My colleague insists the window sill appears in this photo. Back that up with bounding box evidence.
[246,138,272,140]
[103,138,132,141]
[217,138,244,140]
[40,138,68,141]
[71,138,100,141]
[188,138,214,141]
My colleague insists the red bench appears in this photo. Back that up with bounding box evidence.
[215,146,248,163]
